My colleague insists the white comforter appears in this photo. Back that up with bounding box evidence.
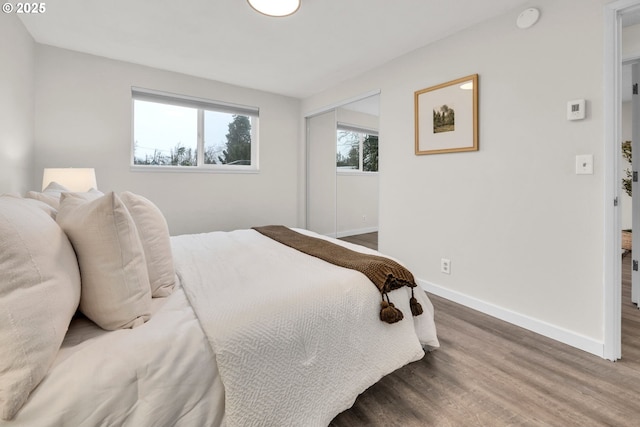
[171,228,439,427]
[2,228,438,427]
[0,285,225,427]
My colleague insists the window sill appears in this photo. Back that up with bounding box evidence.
[130,165,260,174]
[336,170,379,176]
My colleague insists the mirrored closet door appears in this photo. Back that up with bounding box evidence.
[306,94,380,245]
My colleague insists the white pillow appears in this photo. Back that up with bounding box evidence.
[0,196,81,420]
[25,181,68,209]
[0,192,21,198]
[0,194,56,219]
[26,183,103,209]
[25,191,59,209]
[57,192,152,330]
[67,188,104,202]
[121,191,176,297]
[41,181,68,195]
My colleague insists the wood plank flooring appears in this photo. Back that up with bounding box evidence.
[330,236,640,426]
[338,232,378,251]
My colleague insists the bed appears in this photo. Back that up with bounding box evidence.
[0,187,438,426]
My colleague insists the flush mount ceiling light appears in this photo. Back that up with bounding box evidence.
[247,0,300,17]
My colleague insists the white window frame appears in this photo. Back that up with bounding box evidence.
[336,122,379,174]
[131,87,259,173]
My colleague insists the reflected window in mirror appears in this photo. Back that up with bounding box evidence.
[336,124,378,172]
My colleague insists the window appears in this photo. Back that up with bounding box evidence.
[336,123,378,172]
[132,88,259,170]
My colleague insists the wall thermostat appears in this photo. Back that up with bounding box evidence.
[567,99,586,121]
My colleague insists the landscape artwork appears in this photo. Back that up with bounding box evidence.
[433,104,455,133]
[415,74,478,155]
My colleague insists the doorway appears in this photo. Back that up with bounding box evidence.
[621,23,640,364]
[604,0,640,361]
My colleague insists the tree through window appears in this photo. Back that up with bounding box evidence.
[132,88,258,170]
[336,124,378,172]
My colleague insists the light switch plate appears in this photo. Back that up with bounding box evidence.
[576,154,593,174]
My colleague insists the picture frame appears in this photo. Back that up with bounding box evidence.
[414,74,478,155]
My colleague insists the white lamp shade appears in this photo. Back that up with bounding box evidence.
[42,168,97,192]
[247,0,300,17]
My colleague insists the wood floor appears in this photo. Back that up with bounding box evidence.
[330,238,640,426]
[338,232,378,251]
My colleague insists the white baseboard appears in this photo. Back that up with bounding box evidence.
[418,279,605,359]
[335,227,378,238]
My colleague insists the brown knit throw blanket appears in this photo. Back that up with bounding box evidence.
[252,225,423,324]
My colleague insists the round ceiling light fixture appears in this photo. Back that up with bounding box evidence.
[247,0,300,17]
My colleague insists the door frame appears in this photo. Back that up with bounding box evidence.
[603,0,640,361]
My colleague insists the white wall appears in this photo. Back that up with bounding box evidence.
[34,45,300,235]
[0,15,35,193]
[302,0,608,354]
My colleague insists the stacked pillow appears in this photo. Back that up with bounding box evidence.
[0,189,175,419]
[25,181,70,209]
[0,196,81,420]
[57,192,153,330]
[56,191,177,327]
[26,182,104,211]
[120,192,176,297]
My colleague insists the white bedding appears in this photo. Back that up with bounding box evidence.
[1,227,438,426]
[0,285,225,427]
[172,228,439,427]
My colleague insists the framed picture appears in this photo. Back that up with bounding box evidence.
[414,74,478,155]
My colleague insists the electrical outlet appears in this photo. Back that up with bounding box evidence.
[441,258,451,275]
[362,215,367,222]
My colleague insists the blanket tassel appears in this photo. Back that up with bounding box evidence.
[380,295,404,324]
[409,288,423,316]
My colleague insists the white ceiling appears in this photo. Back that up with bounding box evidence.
[19,0,529,99]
